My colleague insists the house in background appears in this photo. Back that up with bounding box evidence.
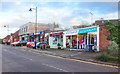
[94,19,120,26]
[3,35,10,45]
[10,30,20,44]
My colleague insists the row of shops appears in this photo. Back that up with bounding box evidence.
[19,31,49,44]
[49,26,99,52]
[19,25,109,52]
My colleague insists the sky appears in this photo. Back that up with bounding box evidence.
[0,0,119,39]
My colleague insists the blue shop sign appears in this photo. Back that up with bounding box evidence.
[29,33,34,36]
[47,35,49,37]
[78,27,97,34]
[35,32,42,35]
[39,32,42,34]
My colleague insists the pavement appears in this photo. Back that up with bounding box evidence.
[2,44,119,72]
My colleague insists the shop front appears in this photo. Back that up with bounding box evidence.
[45,33,49,45]
[78,26,99,52]
[63,30,78,49]
[49,32,63,48]
[63,26,99,52]
[21,34,28,42]
[29,32,43,42]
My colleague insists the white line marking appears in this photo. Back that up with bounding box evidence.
[42,64,68,72]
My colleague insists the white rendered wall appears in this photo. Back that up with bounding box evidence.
[97,26,99,52]
[63,34,66,48]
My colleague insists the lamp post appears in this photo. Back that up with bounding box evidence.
[4,24,9,35]
[29,7,37,49]
[4,24,9,44]
[89,12,93,25]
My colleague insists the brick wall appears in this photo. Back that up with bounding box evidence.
[99,26,111,51]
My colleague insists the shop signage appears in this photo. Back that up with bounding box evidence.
[50,32,63,36]
[45,33,49,37]
[78,27,97,34]
[29,32,42,36]
[29,33,34,36]
[35,32,42,35]
[65,30,78,35]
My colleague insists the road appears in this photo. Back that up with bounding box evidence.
[1,45,118,72]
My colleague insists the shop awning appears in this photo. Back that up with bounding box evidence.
[50,32,63,36]
[29,32,43,36]
[78,27,97,34]
[64,30,78,36]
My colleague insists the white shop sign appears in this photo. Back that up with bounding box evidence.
[64,30,78,36]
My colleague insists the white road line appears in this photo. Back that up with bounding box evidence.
[42,64,68,72]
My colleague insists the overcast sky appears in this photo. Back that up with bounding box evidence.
[0,0,118,39]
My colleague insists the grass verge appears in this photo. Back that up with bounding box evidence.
[96,53,119,63]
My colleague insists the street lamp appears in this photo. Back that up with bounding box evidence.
[29,7,37,49]
[4,24,9,45]
[89,12,93,25]
[4,24,9,35]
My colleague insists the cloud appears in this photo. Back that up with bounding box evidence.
[15,1,21,6]
[0,2,118,38]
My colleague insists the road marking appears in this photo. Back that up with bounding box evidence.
[42,64,68,72]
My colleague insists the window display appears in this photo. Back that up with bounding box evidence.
[53,36,57,45]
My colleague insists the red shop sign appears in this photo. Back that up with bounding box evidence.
[50,32,63,36]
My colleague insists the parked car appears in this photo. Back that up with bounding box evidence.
[29,42,35,48]
[26,41,34,47]
[11,41,21,46]
[15,41,21,46]
[11,42,16,46]
[31,42,48,48]
[20,41,28,46]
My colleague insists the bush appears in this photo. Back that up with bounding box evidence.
[46,45,50,48]
[40,45,43,49]
[106,41,119,56]
[96,53,119,62]
[57,43,60,46]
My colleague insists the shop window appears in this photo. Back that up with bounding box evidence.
[91,35,94,44]
[53,36,57,45]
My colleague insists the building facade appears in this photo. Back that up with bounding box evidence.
[63,25,111,52]
[10,30,20,44]
[19,22,50,42]
[49,32,63,48]
[3,35,10,45]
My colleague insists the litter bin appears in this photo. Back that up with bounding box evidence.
[43,44,46,49]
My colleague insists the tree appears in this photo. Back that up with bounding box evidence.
[103,21,120,45]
